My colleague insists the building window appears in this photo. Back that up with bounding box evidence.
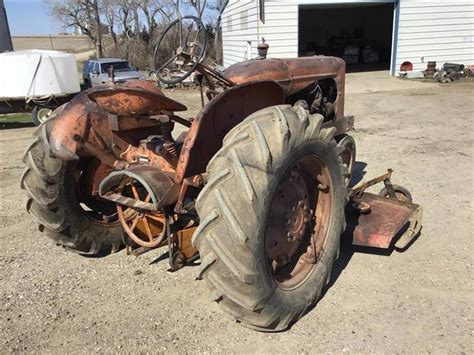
[241,10,248,30]
[259,0,265,23]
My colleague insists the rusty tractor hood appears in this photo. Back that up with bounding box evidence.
[223,56,346,96]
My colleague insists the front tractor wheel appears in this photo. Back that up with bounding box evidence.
[21,119,122,255]
[193,105,346,331]
[335,134,356,187]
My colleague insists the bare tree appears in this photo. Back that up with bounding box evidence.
[101,0,119,47]
[92,0,103,57]
[47,0,225,67]
[186,0,207,19]
[213,0,229,28]
[48,0,103,57]
[139,0,173,44]
[207,0,228,64]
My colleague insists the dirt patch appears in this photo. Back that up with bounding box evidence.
[0,78,473,353]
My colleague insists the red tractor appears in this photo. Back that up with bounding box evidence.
[21,17,422,331]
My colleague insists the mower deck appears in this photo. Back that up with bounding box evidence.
[346,192,422,250]
[343,169,423,251]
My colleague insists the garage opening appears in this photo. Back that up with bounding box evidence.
[298,3,395,72]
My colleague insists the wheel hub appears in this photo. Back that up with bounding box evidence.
[265,168,311,264]
[37,108,53,122]
[286,198,312,244]
[265,157,333,290]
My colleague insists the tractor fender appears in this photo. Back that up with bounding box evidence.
[176,80,285,183]
[48,80,184,162]
[49,91,95,161]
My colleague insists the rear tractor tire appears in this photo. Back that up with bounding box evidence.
[193,105,347,331]
[21,110,122,255]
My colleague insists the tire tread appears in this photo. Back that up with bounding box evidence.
[194,105,347,331]
[21,117,122,255]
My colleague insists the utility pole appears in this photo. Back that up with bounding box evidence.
[92,0,103,58]
[0,0,14,53]
[215,0,229,64]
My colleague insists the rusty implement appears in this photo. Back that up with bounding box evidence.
[345,170,423,250]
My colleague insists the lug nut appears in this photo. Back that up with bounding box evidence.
[276,255,289,264]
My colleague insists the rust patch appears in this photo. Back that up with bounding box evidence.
[347,192,421,249]
[88,84,187,116]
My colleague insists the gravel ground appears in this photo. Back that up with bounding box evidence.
[0,74,473,353]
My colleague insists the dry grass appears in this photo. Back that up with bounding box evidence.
[0,113,31,123]
[12,35,94,53]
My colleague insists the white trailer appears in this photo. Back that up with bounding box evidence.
[0,49,81,125]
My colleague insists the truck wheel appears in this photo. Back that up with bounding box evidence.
[20,115,122,255]
[31,106,54,126]
[193,105,346,331]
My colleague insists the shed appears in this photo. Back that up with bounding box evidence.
[221,0,474,75]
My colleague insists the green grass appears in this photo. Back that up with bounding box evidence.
[0,113,32,124]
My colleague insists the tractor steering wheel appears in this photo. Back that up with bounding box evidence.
[153,16,207,85]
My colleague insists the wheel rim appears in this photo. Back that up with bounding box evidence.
[37,108,53,123]
[265,156,333,290]
[116,177,167,248]
[383,190,409,202]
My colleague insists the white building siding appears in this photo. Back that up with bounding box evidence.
[222,1,259,67]
[258,1,299,58]
[222,0,299,67]
[396,1,474,72]
[222,0,474,75]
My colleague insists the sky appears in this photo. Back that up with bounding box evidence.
[3,0,220,37]
[4,0,63,36]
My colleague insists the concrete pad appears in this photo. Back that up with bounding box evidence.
[346,70,438,95]
[1,70,473,354]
